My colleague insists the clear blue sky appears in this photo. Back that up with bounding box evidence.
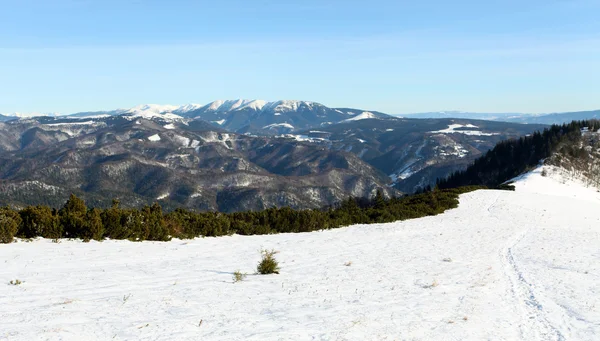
[1,0,599,114]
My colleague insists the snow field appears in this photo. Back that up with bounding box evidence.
[1,169,599,340]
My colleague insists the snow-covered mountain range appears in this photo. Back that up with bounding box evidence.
[1,100,391,134]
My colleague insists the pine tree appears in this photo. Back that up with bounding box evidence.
[83,208,104,241]
[0,207,21,243]
[19,206,62,239]
[59,194,87,238]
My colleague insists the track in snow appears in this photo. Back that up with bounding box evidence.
[501,230,565,341]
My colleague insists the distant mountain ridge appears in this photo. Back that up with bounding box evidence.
[182,100,391,134]
[404,109,600,125]
[5,103,599,127]
[1,100,392,134]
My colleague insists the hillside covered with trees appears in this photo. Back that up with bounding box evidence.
[437,120,600,189]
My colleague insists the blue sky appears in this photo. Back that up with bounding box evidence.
[1,0,599,114]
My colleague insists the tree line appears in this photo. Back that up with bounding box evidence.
[0,186,484,243]
[437,120,600,189]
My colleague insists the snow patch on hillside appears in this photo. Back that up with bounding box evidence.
[173,135,190,147]
[342,111,378,122]
[46,121,96,126]
[263,123,294,130]
[147,134,161,142]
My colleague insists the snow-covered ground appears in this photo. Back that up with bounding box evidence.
[430,123,500,136]
[1,168,599,341]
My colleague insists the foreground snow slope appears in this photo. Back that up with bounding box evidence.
[1,170,599,341]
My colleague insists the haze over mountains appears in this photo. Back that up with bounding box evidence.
[403,109,600,125]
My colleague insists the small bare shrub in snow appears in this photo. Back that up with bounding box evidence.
[233,270,247,282]
[419,279,439,289]
[257,249,280,274]
[541,169,548,177]
[344,261,352,266]
[9,279,22,286]
[442,258,453,262]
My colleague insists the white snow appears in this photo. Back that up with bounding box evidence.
[126,104,179,116]
[240,100,268,111]
[163,124,176,130]
[342,111,378,122]
[263,100,312,113]
[430,124,499,136]
[147,134,161,142]
[199,132,233,150]
[204,99,263,113]
[174,104,203,113]
[70,114,113,119]
[511,165,600,201]
[435,143,469,158]
[212,119,226,125]
[284,134,329,143]
[390,166,418,182]
[263,123,294,130]
[124,105,184,121]
[46,121,96,126]
[1,168,599,340]
[156,193,169,200]
[173,135,191,147]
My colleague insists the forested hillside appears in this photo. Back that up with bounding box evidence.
[437,120,600,189]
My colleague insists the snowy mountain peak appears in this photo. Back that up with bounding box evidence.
[123,104,183,121]
[126,104,180,115]
[174,103,203,113]
[263,100,316,113]
[342,111,378,122]
[204,99,258,113]
[198,99,318,115]
[239,99,268,111]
